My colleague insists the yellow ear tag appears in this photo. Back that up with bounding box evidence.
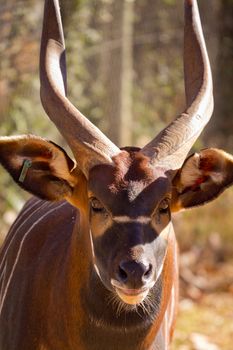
[19,159,32,183]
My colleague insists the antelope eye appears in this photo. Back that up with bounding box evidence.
[90,198,106,213]
[158,199,170,215]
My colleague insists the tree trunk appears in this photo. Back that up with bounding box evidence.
[206,0,233,151]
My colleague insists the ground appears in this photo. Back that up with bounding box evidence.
[172,293,233,350]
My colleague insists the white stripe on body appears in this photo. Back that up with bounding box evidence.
[1,200,42,246]
[168,286,175,332]
[0,201,67,313]
[0,262,7,301]
[3,199,41,240]
[0,200,50,274]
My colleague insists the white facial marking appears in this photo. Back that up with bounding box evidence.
[113,216,151,224]
[159,222,172,240]
[127,181,147,202]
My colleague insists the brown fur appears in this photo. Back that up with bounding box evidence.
[1,138,233,350]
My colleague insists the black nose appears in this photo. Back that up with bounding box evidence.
[117,260,153,288]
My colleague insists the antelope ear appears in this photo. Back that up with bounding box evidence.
[0,135,80,201]
[171,148,233,211]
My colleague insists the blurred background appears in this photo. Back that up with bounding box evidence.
[0,0,232,348]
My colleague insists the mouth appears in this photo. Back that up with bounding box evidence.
[111,280,154,305]
[115,287,149,305]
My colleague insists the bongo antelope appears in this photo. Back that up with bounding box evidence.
[0,0,233,349]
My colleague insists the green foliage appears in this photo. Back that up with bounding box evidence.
[162,0,175,5]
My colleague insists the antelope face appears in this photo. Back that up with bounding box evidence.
[3,0,232,314]
[88,149,172,305]
[36,0,215,306]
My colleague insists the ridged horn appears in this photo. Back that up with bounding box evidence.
[40,0,120,176]
[141,0,213,171]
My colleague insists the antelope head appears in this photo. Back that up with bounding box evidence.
[0,0,233,310]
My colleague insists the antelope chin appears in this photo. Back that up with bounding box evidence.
[115,287,149,305]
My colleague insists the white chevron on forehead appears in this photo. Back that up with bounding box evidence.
[113,216,151,224]
[127,181,148,202]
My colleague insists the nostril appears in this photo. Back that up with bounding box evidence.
[116,261,152,286]
[143,263,152,279]
[118,265,128,282]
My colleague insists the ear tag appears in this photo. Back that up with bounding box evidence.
[19,159,32,183]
